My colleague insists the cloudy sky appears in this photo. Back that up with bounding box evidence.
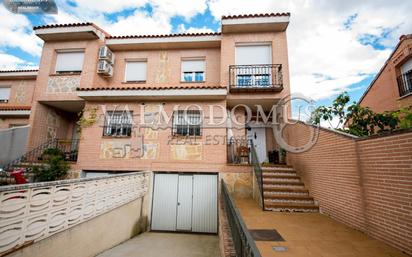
[1,0,411,107]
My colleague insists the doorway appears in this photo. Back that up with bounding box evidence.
[247,127,267,163]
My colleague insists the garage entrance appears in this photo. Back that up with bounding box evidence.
[151,173,218,233]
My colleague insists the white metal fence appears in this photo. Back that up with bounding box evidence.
[0,172,150,254]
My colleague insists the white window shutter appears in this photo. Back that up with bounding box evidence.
[401,59,412,74]
[182,60,205,72]
[235,45,272,65]
[55,51,85,72]
[125,61,147,82]
[0,87,11,101]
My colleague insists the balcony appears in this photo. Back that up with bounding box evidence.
[397,69,412,97]
[229,64,283,93]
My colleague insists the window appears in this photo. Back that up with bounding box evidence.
[235,44,272,87]
[181,59,205,82]
[103,111,133,137]
[125,61,147,82]
[235,44,271,65]
[172,110,202,136]
[55,51,85,74]
[0,87,11,103]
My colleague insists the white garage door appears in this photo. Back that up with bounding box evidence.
[151,173,218,233]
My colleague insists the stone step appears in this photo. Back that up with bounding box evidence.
[261,166,295,172]
[264,202,319,212]
[264,191,309,197]
[261,164,293,168]
[263,177,301,183]
[263,181,304,186]
[262,172,297,177]
[263,187,309,195]
[264,195,314,201]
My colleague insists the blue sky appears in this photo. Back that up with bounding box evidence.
[1,0,411,115]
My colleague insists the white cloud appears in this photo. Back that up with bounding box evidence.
[0,53,37,70]
[106,11,172,35]
[177,24,214,34]
[0,5,42,56]
[208,0,412,101]
[68,0,148,13]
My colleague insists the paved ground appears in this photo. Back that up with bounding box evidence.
[96,232,220,257]
[235,197,408,257]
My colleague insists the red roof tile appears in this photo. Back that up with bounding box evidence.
[222,12,290,19]
[33,22,93,30]
[0,106,31,111]
[33,22,110,37]
[0,69,38,73]
[107,32,221,40]
[77,85,226,91]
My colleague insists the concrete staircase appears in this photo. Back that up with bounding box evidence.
[261,165,319,212]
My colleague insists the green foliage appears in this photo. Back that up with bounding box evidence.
[77,106,99,133]
[32,148,69,182]
[310,92,412,136]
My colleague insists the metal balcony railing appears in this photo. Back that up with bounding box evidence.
[397,69,412,97]
[229,64,283,92]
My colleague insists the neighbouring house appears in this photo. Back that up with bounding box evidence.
[359,34,412,112]
[0,70,37,129]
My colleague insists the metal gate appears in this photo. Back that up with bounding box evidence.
[151,173,217,233]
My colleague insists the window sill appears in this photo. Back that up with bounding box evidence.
[170,135,203,139]
[102,136,132,139]
[180,81,205,84]
[122,81,146,84]
[398,92,412,100]
[50,72,82,76]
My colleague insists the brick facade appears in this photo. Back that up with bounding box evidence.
[286,122,412,255]
[359,35,412,112]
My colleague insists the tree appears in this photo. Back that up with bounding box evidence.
[310,92,412,136]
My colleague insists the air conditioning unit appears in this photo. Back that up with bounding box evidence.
[97,60,113,77]
[98,46,115,64]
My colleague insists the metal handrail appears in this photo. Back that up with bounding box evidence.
[1,138,80,172]
[249,140,265,210]
[221,180,262,257]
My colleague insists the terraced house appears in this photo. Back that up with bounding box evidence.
[0,12,411,257]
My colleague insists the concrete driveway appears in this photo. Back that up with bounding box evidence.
[96,232,220,257]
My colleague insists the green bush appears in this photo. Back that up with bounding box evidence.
[33,148,69,182]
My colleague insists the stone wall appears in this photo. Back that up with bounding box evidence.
[221,170,253,198]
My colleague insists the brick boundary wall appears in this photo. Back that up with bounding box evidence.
[218,195,236,257]
[285,123,412,255]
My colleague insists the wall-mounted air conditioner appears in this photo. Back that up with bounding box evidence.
[97,60,113,77]
[98,46,115,64]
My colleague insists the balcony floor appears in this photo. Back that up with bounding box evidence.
[96,232,220,257]
[235,197,408,257]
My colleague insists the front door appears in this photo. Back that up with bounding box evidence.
[247,127,267,163]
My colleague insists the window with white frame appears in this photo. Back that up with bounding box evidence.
[172,110,202,136]
[181,59,205,82]
[55,50,85,74]
[103,111,133,137]
[0,87,11,103]
[125,60,147,82]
